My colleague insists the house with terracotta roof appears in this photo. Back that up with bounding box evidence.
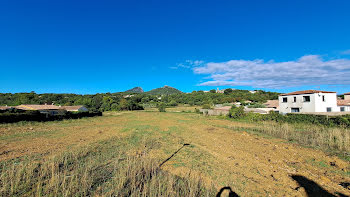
[264,100,279,109]
[337,100,350,112]
[279,90,340,113]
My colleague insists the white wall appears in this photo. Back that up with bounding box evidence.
[339,106,350,112]
[345,95,350,100]
[314,93,339,112]
[279,93,339,113]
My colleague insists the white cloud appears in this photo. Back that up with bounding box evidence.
[193,55,350,89]
[170,60,204,69]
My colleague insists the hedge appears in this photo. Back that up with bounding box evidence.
[241,111,350,127]
[0,111,102,123]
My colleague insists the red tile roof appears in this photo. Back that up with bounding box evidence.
[337,100,350,106]
[344,92,350,95]
[280,90,336,96]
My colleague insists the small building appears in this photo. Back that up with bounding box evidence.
[264,100,279,109]
[200,106,231,116]
[15,104,64,116]
[216,88,224,93]
[278,90,340,114]
[15,104,88,115]
[16,104,61,111]
[337,100,350,112]
[344,92,350,100]
[0,106,13,111]
[60,105,88,112]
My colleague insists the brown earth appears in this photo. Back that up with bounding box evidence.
[0,111,349,196]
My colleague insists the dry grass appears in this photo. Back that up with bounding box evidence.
[1,111,350,196]
[221,120,350,156]
[0,137,215,197]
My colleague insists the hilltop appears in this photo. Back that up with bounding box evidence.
[146,85,182,95]
[124,87,144,93]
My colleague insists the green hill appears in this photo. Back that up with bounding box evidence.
[147,86,182,95]
[124,87,144,93]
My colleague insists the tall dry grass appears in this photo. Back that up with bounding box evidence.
[0,142,215,197]
[225,121,350,156]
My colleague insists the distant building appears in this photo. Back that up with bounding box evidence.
[344,92,350,100]
[16,104,64,116]
[216,88,224,93]
[0,106,14,111]
[278,90,344,113]
[337,100,350,112]
[16,104,61,111]
[13,104,88,115]
[123,95,134,98]
[264,100,279,109]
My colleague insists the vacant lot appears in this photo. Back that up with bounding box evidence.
[1,111,350,196]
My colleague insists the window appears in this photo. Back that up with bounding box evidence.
[291,108,300,112]
[293,97,296,102]
[282,97,287,103]
[341,107,345,112]
[322,95,325,102]
[303,96,311,102]
[327,107,332,112]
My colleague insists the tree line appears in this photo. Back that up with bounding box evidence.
[0,89,279,112]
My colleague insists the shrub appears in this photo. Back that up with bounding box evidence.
[157,102,166,112]
[201,104,212,109]
[228,106,245,119]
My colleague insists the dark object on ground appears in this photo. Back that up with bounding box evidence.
[216,186,240,197]
[290,175,345,197]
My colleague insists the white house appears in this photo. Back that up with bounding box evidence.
[278,90,340,114]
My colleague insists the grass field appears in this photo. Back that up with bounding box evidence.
[1,110,350,196]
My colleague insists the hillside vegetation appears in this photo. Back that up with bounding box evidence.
[146,85,182,95]
[124,87,144,93]
[0,88,279,112]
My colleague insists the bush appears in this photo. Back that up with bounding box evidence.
[201,104,212,109]
[228,106,245,119]
[0,111,102,123]
[233,110,350,128]
[157,102,166,112]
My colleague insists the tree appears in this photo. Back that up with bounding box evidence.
[118,99,129,111]
[157,102,166,112]
[210,89,216,93]
[224,88,233,95]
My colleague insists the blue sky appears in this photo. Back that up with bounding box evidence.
[1,0,350,94]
